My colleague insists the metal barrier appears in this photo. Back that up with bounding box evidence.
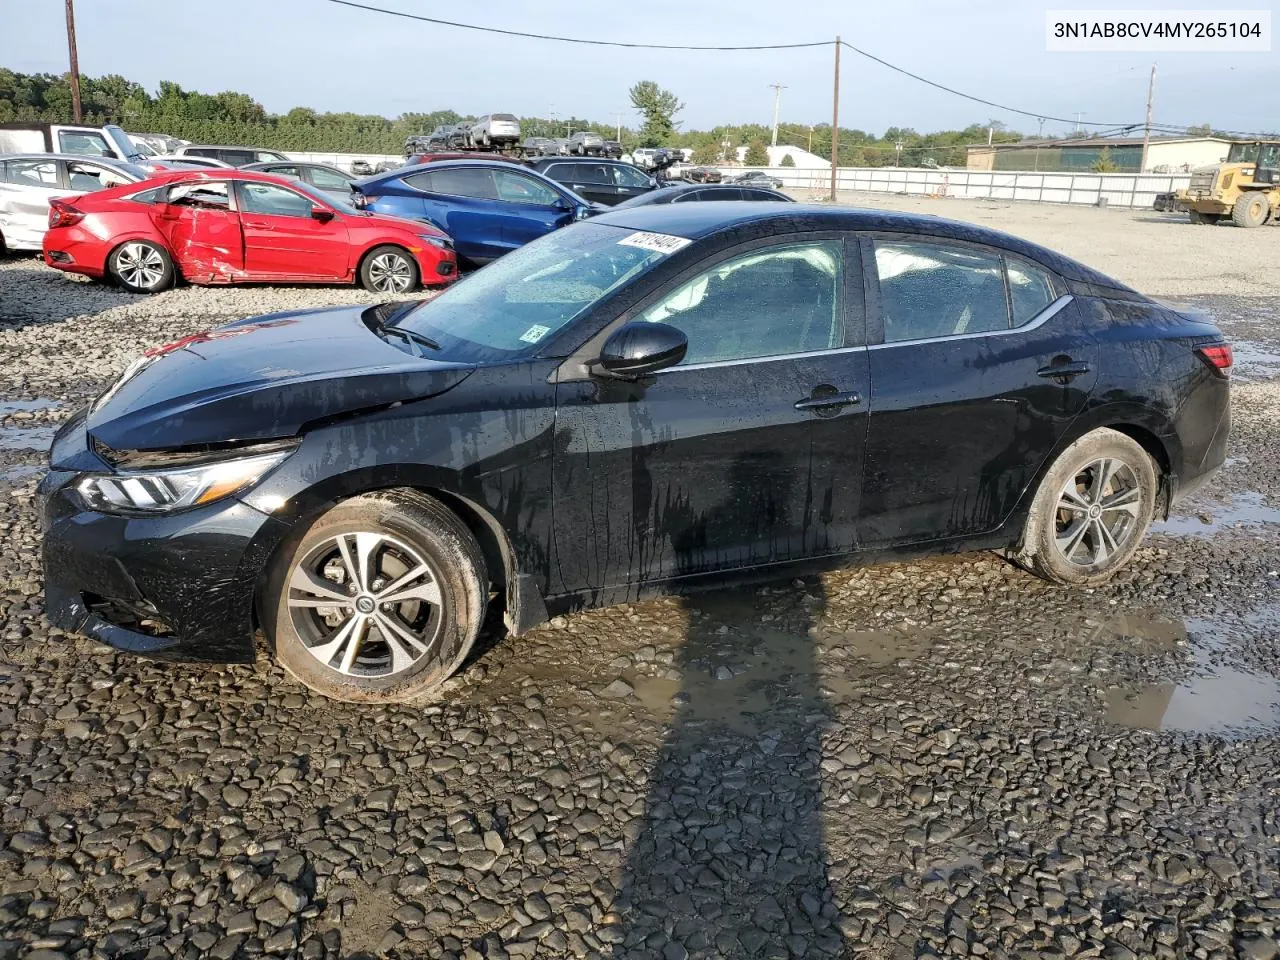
[724,166,1193,209]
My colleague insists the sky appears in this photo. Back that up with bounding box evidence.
[3,0,1275,138]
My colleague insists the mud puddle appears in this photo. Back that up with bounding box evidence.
[1232,340,1280,381]
[1154,491,1280,537]
[0,398,61,416]
[0,425,56,451]
[0,465,42,484]
[1103,615,1280,738]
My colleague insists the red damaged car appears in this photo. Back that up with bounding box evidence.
[42,169,457,295]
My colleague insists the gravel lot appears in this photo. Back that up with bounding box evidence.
[0,200,1278,960]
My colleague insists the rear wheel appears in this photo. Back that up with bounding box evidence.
[359,245,419,294]
[109,240,174,293]
[1016,428,1158,586]
[1231,192,1270,228]
[267,491,487,703]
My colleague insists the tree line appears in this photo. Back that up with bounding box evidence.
[2,68,1031,166]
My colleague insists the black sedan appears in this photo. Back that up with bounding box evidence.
[612,183,793,207]
[41,205,1230,703]
[732,170,785,189]
[528,156,660,206]
[240,161,355,196]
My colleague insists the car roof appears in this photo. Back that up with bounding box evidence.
[0,152,137,169]
[179,144,283,152]
[128,168,332,188]
[533,156,632,165]
[243,160,347,171]
[374,158,539,174]
[588,203,1132,289]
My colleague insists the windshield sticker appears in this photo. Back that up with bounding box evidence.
[617,231,692,255]
[519,324,552,344]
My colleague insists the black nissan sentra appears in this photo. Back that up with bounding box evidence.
[40,205,1231,702]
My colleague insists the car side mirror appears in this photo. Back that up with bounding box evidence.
[594,322,688,379]
[554,197,571,211]
[311,205,335,222]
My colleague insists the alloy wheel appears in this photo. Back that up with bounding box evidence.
[367,253,413,293]
[1053,457,1143,566]
[287,531,444,678]
[116,243,166,290]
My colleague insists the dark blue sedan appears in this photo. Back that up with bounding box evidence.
[350,159,595,265]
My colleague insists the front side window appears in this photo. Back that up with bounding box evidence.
[875,241,1011,342]
[256,151,288,163]
[573,163,610,185]
[262,165,301,179]
[219,150,256,166]
[612,165,651,188]
[309,167,350,189]
[238,182,315,217]
[167,181,230,209]
[67,161,130,191]
[2,159,58,187]
[638,240,844,365]
[494,170,559,205]
[58,131,111,156]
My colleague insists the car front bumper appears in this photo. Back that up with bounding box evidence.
[40,417,290,663]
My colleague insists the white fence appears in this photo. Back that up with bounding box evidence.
[722,166,1192,209]
[285,152,1188,210]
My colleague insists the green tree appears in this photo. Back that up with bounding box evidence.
[629,80,683,147]
[1186,123,1213,136]
[1090,146,1119,172]
[691,144,720,164]
[780,154,795,167]
[744,139,768,166]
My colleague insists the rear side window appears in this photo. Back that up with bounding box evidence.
[67,161,130,191]
[309,167,350,189]
[415,168,499,200]
[2,159,58,187]
[167,181,230,210]
[218,150,256,166]
[256,151,288,163]
[1007,259,1058,325]
[874,241,1009,342]
[262,165,300,178]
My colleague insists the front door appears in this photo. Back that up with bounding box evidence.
[550,235,869,596]
[491,169,574,250]
[235,181,350,279]
[152,180,244,280]
[859,237,1099,545]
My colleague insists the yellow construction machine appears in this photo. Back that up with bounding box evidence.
[1176,140,1279,227]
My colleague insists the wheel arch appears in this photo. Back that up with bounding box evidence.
[250,470,540,642]
[105,234,178,278]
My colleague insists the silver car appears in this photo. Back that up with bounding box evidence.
[0,153,148,253]
[468,114,521,149]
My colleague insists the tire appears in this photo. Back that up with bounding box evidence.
[359,245,419,294]
[108,240,174,293]
[1016,428,1158,587]
[1188,210,1205,224]
[266,490,488,703]
[1231,192,1270,228]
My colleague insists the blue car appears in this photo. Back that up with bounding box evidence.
[350,160,595,265]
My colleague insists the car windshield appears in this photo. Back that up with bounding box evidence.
[392,223,675,362]
[288,178,358,212]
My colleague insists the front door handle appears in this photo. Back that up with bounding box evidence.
[1037,358,1091,382]
[794,389,861,412]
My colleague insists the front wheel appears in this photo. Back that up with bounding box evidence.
[109,240,175,293]
[1231,192,1270,228]
[1016,428,1158,586]
[267,491,488,703]
[359,245,419,293]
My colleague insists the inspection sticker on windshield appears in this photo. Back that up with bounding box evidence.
[519,324,552,344]
[617,231,692,255]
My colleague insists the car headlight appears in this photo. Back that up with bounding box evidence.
[419,235,453,250]
[75,450,292,515]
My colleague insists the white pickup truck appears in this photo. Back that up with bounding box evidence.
[0,123,148,164]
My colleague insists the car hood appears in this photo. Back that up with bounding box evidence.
[84,305,474,453]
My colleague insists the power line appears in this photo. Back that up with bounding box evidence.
[320,0,830,49]
[837,41,1130,128]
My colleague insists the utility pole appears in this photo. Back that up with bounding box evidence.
[613,111,623,143]
[769,82,787,148]
[1140,63,1156,173]
[65,0,82,123]
[1073,112,1084,136]
[895,139,904,166]
[1033,117,1045,172]
[829,36,840,202]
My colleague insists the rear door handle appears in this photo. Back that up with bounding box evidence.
[794,391,861,412]
[1037,359,1091,381]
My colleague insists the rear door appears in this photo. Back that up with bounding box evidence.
[859,236,1098,545]
[152,181,245,279]
[235,181,350,279]
[0,158,63,249]
[404,168,506,263]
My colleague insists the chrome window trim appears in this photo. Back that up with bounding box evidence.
[868,294,1074,350]
[659,344,866,374]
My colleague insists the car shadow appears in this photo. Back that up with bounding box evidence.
[609,453,848,958]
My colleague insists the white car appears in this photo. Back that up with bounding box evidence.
[468,114,521,149]
[0,153,148,252]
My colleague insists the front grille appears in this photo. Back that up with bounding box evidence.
[1188,171,1215,194]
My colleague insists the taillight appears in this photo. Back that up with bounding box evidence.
[48,200,84,229]
[1197,343,1233,378]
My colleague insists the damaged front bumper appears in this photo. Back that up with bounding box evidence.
[40,416,290,663]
